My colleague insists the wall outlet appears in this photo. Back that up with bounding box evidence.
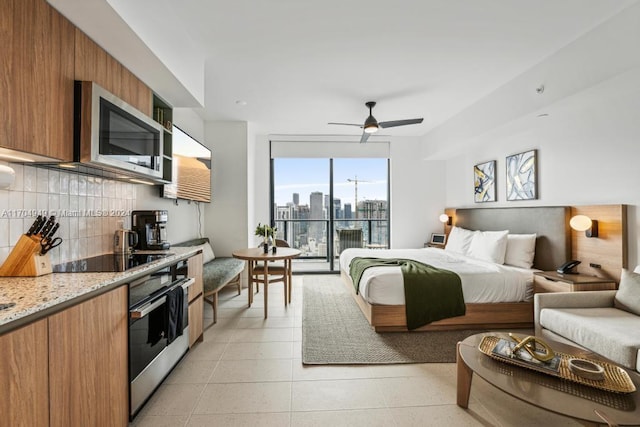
[589,263,602,269]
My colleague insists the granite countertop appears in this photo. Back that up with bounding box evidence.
[0,246,201,335]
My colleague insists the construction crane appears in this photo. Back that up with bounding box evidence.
[347,176,370,219]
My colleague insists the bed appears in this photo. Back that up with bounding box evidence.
[340,206,571,332]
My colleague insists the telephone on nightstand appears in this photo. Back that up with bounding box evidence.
[557,260,581,274]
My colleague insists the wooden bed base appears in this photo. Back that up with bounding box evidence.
[340,271,533,332]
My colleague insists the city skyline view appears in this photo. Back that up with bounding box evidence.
[273,158,388,208]
[272,158,390,261]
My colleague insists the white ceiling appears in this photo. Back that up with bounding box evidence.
[53,0,637,137]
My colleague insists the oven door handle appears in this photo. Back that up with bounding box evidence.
[130,296,166,319]
[129,277,195,319]
[179,277,195,291]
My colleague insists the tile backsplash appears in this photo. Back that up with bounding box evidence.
[0,162,136,266]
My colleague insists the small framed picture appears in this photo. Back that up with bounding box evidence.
[430,233,447,246]
[474,160,496,203]
[506,149,537,201]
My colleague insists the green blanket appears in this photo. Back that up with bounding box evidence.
[349,257,465,330]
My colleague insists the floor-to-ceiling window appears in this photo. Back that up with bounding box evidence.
[270,140,390,273]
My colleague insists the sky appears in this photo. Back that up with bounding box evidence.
[273,158,388,208]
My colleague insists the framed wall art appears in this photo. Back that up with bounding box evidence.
[474,160,496,203]
[506,149,537,201]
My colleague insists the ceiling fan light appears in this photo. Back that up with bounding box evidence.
[364,115,378,133]
[364,123,378,133]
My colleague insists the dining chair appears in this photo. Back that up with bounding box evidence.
[252,239,290,304]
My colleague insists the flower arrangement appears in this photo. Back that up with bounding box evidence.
[254,223,277,240]
[255,223,277,252]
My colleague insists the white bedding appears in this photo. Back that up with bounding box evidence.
[339,247,535,305]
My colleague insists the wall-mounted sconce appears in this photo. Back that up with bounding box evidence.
[570,215,598,238]
[439,214,452,226]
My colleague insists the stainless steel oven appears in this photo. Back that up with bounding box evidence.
[128,260,193,418]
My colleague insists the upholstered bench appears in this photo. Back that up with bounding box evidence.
[175,238,245,324]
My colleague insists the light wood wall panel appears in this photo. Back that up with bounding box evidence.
[571,204,627,282]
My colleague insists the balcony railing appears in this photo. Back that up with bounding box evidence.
[273,218,389,263]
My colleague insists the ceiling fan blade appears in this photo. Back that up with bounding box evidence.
[359,132,371,144]
[379,118,424,128]
[328,122,363,127]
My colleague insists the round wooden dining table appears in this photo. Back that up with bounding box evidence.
[232,247,301,318]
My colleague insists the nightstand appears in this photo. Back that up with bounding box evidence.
[533,271,617,293]
[424,243,444,248]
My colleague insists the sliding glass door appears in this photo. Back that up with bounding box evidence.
[272,157,389,273]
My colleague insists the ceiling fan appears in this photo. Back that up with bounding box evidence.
[329,101,424,143]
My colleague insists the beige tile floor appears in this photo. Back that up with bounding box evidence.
[130,275,582,427]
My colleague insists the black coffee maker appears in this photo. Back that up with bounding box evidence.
[131,210,171,250]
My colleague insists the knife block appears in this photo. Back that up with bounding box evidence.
[0,235,53,277]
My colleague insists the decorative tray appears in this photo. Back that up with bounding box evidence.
[479,335,636,394]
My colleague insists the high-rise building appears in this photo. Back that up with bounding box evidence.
[344,203,352,219]
[333,198,342,219]
[310,191,324,244]
[293,193,299,206]
[294,204,310,247]
[359,199,388,245]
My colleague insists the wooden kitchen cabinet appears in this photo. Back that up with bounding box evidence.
[75,29,152,116]
[0,0,75,160]
[0,318,49,427]
[188,296,204,347]
[48,286,128,427]
[187,252,204,347]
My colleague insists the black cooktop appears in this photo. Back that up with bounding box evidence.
[53,253,174,273]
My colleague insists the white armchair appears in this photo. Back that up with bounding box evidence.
[534,269,640,372]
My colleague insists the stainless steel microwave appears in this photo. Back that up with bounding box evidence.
[74,81,164,181]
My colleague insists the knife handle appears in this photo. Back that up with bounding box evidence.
[44,223,60,241]
[39,215,56,237]
[33,217,47,236]
[26,215,43,236]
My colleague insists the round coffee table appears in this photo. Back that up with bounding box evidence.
[457,332,640,425]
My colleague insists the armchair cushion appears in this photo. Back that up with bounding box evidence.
[614,268,640,316]
[539,307,640,370]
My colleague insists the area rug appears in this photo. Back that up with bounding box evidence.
[302,275,486,365]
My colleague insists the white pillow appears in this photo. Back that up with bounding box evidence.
[504,234,537,269]
[614,268,640,316]
[200,242,215,264]
[467,230,509,264]
[445,226,476,255]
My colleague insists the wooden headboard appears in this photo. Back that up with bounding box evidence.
[444,206,571,271]
[443,205,627,282]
